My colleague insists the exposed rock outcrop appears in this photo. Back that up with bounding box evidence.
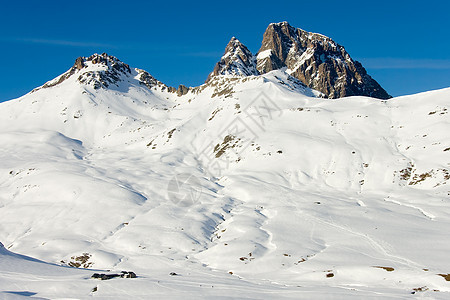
[177,84,189,96]
[91,271,137,280]
[206,37,258,82]
[76,53,131,89]
[257,22,391,99]
[207,22,391,99]
[33,53,174,93]
[137,68,167,90]
[33,23,391,101]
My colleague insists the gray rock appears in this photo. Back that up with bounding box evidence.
[91,271,137,280]
[177,84,189,96]
[256,22,391,99]
[206,22,391,100]
[206,37,258,82]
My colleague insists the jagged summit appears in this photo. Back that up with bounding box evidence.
[257,21,302,73]
[33,53,171,93]
[206,37,258,82]
[75,53,131,71]
[208,22,391,99]
[33,24,390,100]
[257,22,391,99]
[32,53,131,92]
[74,53,133,89]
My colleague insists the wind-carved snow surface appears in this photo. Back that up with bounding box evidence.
[0,60,449,299]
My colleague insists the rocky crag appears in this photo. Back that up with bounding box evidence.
[208,21,391,99]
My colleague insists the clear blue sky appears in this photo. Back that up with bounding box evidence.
[1,0,449,101]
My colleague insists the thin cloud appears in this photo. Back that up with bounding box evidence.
[1,37,199,54]
[8,37,118,48]
[358,57,450,70]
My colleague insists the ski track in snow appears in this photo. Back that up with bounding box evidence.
[383,197,435,220]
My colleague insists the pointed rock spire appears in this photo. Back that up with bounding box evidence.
[206,37,258,82]
[256,21,298,73]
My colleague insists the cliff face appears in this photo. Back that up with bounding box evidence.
[256,22,391,99]
[208,22,391,99]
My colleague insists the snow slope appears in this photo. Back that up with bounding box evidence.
[0,56,449,299]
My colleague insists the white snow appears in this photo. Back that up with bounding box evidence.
[217,42,258,77]
[286,48,315,75]
[257,49,273,60]
[0,62,449,299]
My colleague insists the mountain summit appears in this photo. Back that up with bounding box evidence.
[206,37,258,82]
[32,53,175,94]
[32,53,132,92]
[209,22,391,99]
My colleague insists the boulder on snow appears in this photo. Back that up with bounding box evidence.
[91,271,137,280]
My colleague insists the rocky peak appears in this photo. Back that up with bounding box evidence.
[256,21,300,73]
[256,22,390,99]
[32,53,177,95]
[83,53,131,73]
[33,53,135,92]
[206,37,258,82]
[75,53,132,89]
[207,22,391,99]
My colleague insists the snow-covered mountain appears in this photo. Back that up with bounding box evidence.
[206,37,259,81]
[0,47,449,299]
[208,21,391,99]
